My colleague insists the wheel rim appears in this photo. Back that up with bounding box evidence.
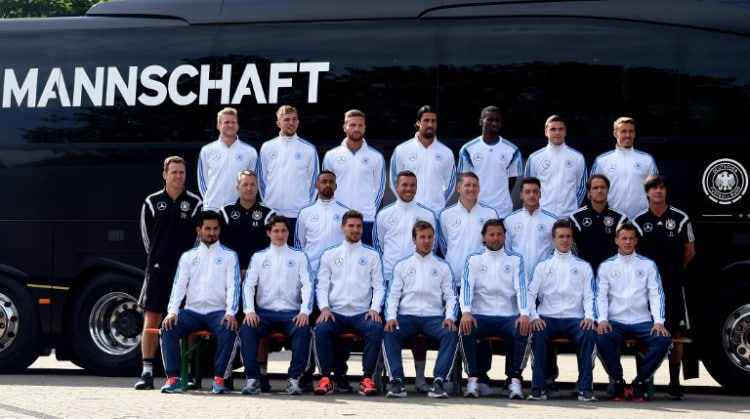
[0,292,20,352]
[722,303,750,372]
[88,292,143,356]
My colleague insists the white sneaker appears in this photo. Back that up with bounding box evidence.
[464,381,478,398]
[477,382,493,396]
[509,382,524,399]
[286,378,302,396]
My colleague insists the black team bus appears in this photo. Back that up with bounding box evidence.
[1,0,749,391]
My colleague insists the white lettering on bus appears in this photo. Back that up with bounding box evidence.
[1,62,330,108]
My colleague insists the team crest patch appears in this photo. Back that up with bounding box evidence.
[235,153,244,161]
[636,269,645,278]
[571,267,580,276]
[358,257,367,266]
[215,256,224,265]
[603,216,614,227]
[286,259,296,268]
[361,156,370,165]
[434,153,443,161]
[252,210,263,220]
[503,264,512,273]
[157,201,167,211]
[295,152,303,160]
[634,162,643,170]
[431,268,439,276]
[565,159,573,168]
[334,214,342,221]
[537,224,547,233]
[702,158,747,205]
[180,201,191,212]
[231,210,241,220]
[666,218,676,231]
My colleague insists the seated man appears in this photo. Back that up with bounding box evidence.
[459,219,530,399]
[383,220,458,399]
[239,215,314,396]
[313,210,385,396]
[527,220,597,401]
[595,222,673,402]
[159,210,240,394]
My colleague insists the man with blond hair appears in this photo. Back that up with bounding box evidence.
[198,107,258,211]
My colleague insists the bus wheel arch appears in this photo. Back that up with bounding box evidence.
[0,277,41,373]
[68,272,143,375]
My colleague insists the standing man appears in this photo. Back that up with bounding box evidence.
[294,170,349,273]
[595,223,673,402]
[198,107,258,211]
[322,109,386,246]
[383,221,458,399]
[438,171,498,395]
[373,170,436,392]
[459,219,530,400]
[526,220,597,401]
[503,176,558,395]
[258,105,319,243]
[135,156,202,390]
[590,116,658,220]
[218,169,274,391]
[570,174,628,272]
[524,115,587,219]
[389,105,456,212]
[158,211,240,394]
[239,215,314,396]
[633,174,696,400]
[458,105,522,218]
[313,210,386,397]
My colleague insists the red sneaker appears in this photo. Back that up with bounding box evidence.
[358,377,378,396]
[314,376,334,395]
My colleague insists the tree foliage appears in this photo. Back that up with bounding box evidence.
[0,0,105,18]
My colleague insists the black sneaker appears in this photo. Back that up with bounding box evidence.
[134,372,154,390]
[259,374,272,392]
[187,375,198,390]
[224,376,235,391]
[665,384,685,400]
[527,388,548,400]
[545,379,561,398]
[630,379,647,402]
[611,379,626,401]
[427,378,448,398]
[387,379,407,398]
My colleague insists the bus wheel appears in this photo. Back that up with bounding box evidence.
[0,279,40,373]
[701,283,750,393]
[69,274,143,375]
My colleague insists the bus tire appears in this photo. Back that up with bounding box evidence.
[700,282,750,393]
[69,273,143,376]
[0,278,41,373]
